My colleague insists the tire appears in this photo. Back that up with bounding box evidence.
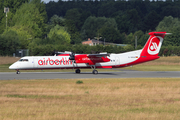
[16,71,20,74]
[75,69,81,73]
[92,70,98,74]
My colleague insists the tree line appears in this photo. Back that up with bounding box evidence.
[0,0,180,56]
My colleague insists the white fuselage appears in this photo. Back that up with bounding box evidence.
[9,50,142,70]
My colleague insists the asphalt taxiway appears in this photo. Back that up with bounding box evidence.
[1,71,180,80]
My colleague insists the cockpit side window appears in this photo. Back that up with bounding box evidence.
[19,59,29,62]
[19,59,23,61]
[23,59,28,61]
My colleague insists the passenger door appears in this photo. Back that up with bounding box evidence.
[33,58,38,68]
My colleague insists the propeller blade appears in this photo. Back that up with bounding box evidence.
[69,50,75,60]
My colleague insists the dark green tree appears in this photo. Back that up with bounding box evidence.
[3,0,29,14]
[134,30,147,46]
[46,15,65,33]
[115,11,130,34]
[156,16,180,46]
[49,15,65,26]
[12,1,47,37]
[65,8,83,31]
[143,11,161,31]
[81,16,118,40]
[0,0,30,34]
[0,30,20,56]
[65,8,83,44]
[99,26,122,44]
[47,25,71,44]
[126,9,142,33]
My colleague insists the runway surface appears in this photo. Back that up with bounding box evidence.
[1,71,180,80]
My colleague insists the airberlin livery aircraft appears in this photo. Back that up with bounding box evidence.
[9,32,168,74]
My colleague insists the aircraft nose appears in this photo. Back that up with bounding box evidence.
[9,64,14,69]
[9,63,18,70]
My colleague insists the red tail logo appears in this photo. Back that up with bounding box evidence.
[150,42,158,51]
[147,36,163,55]
[149,37,160,51]
[141,32,166,56]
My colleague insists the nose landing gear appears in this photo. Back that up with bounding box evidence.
[16,70,20,74]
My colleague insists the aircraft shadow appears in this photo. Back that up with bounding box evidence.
[21,72,124,76]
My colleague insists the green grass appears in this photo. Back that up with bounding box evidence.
[0,64,15,72]
[125,65,180,71]
[6,94,62,99]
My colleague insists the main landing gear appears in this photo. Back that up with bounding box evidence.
[75,69,81,73]
[75,65,98,74]
[16,70,20,74]
[91,65,98,75]
[92,70,98,74]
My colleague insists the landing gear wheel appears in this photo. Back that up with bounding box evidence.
[92,70,98,75]
[16,71,20,74]
[75,69,81,74]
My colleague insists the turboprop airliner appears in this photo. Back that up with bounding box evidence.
[9,32,168,74]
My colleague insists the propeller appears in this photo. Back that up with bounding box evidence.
[69,50,75,60]
[69,50,76,69]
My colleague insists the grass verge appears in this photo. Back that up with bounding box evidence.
[1,78,180,120]
[125,65,180,71]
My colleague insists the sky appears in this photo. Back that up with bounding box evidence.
[41,0,59,3]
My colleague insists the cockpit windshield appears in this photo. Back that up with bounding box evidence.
[19,59,29,62]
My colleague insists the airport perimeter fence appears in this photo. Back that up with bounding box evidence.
[15,49,29,57]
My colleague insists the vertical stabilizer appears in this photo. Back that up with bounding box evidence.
[140,32,166,56]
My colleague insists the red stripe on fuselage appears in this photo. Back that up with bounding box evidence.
[75,54,110,64]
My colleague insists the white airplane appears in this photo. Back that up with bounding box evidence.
[9,32,168,74]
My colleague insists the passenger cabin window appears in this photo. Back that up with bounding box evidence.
[19,59,28,62]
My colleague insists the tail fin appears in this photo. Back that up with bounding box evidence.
[140,32,167,56]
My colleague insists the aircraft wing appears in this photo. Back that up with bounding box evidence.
[74,53,110,65]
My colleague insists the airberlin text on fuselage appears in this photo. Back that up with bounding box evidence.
[38,57,73,66]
